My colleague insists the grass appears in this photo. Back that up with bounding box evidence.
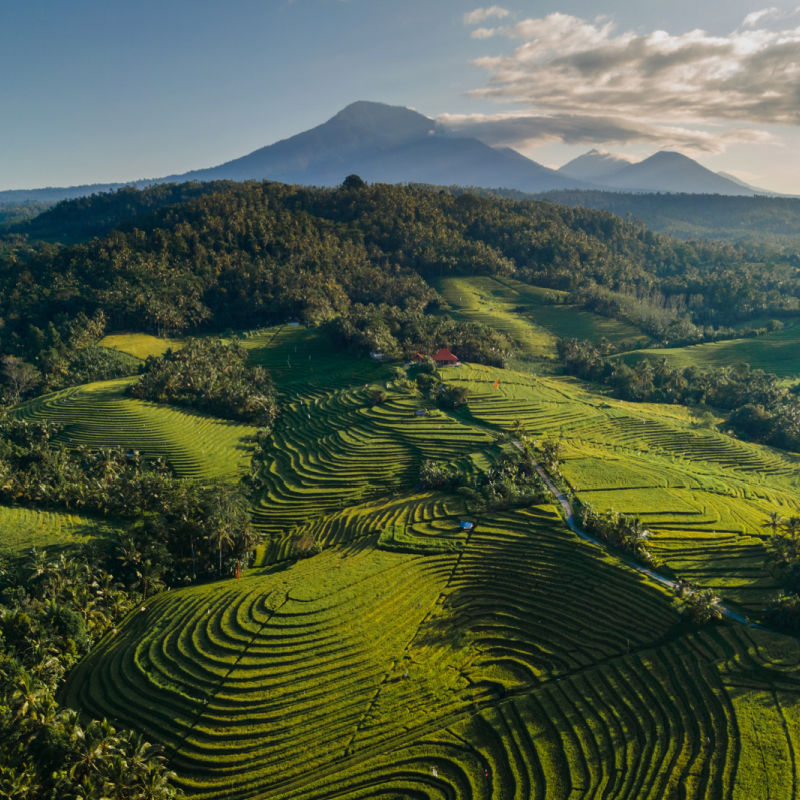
[446,363,800,610]
[33,312,800,799]
[65,505,692,799]
[241,325,393,402]
[98,332,185,360]
[617,322,800,379]
[65,502,800,800]
[249,380,494,539]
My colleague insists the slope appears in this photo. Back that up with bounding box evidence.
[161,101,586,192]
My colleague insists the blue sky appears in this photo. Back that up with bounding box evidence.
[2,0,799,192]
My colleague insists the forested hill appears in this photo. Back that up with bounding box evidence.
[1,179,798,359]
[12,181,234,243]
[534,190,800,248]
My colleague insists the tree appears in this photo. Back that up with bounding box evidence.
[1,356,41,404]
[679,588,724,624]
[342,174,366,190]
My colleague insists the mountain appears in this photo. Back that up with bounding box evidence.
[599,151,756,195]
[160,101,584,192]
[0,182,133,206]
[558,149,633,183]
[2,104,780,205]
[716,171,787,197]
[557,149,782,196]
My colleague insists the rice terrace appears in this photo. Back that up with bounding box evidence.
[3,69,800,800]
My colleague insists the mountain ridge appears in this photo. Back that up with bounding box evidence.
[1,101,786,203]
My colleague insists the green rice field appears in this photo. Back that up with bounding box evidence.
[14,378,258,482]
[437,276,649,369]
[0,505,107,553]
[617,322,800,378]
[12,319,800,799]
[99,332,186,360]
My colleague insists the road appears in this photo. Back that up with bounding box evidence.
[529,458,763,630]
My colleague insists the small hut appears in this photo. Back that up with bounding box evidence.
[433,348,460,366]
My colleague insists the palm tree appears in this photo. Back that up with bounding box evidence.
[765,511,783,535]
[682,588,724,624]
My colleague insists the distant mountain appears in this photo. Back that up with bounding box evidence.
[2,104,784,206]
[160,101,584,192]
[0,183,134,206]
[599,151,756,195]
[557,149,783,196]
[716,171,789,197]
[558,149,633,183]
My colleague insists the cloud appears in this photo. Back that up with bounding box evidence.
[436,112,772,154]
[465,12,800,132]
[741,8,778,27]
[471,27,500,39]
[463,6,509,25]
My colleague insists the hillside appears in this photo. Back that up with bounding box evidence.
[49,325,800,799]
[3,180,798,363]
[4,183,800,798]
[535,189,800,247]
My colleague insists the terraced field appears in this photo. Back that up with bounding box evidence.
[65,503,800,799]
[0,505,107,553]
[446,364,800,610]
[38,317,800,799]
[286,625,800,800]
[15,378,257,482]
[437,276,648,369]
[250,384,494,539]
[65,506,683,797]
[617,322,800,379]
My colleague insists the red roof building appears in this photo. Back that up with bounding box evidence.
[433,348,460,365]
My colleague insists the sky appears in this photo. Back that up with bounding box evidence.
[1,0,799,192]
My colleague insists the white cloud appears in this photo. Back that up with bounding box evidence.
[436,112,773,154]
[742,8,779,27]
[471,27,500,39]
[463,6,509,26]
[465,11,800,137]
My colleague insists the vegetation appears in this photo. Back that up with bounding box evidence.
[559,336,800,450]
[128,338,278,426]
[575,502,658,565]
[0,310,140,404]
[4,181,800,798]
[0,415,257,582]
[419,449,547,511]
[0,548,182,799]
[3,181,798,361]
[328,305,512,366]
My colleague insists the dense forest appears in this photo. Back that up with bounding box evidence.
[1,179,798,367]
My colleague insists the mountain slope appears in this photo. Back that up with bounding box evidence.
[558,148,632,183]
[161,101,585,192]
[603,151,755,195]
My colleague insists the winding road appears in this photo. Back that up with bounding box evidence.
[530,458,766,630]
